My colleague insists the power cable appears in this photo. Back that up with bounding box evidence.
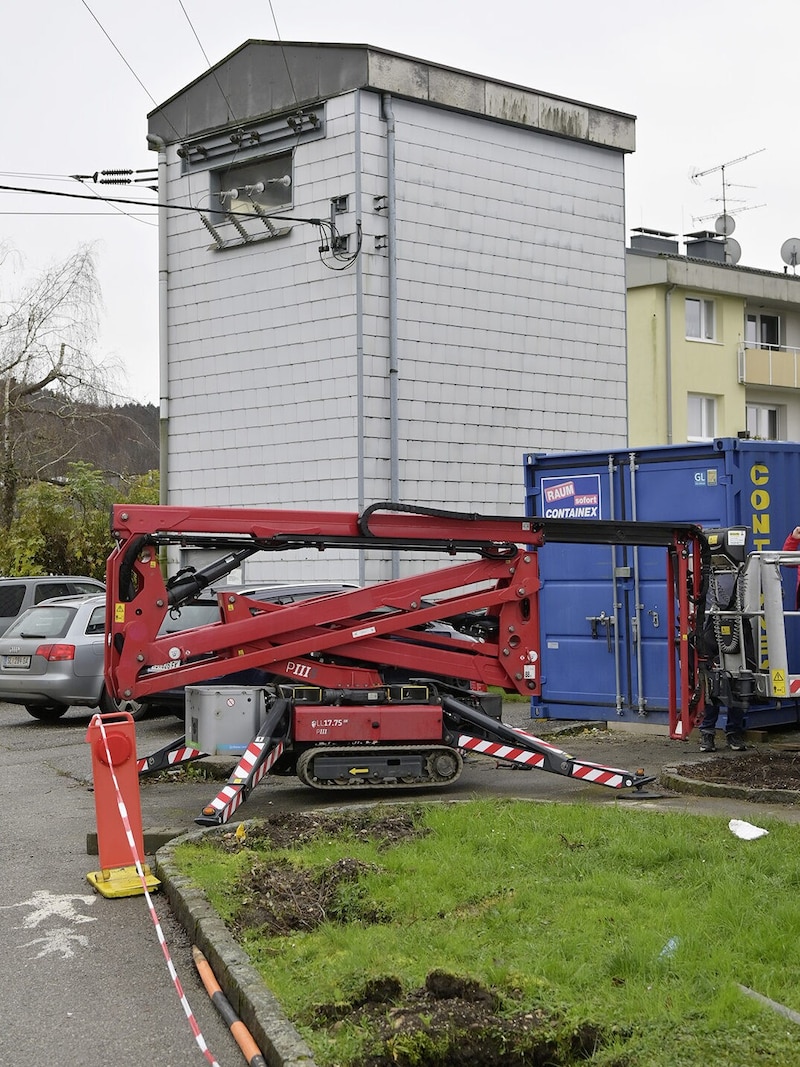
[267,0,301,113]
[24,5,357,265]
[0,212,156,218]
[78,0,160,109]
[177,0,239,127]
[0,182,359,263]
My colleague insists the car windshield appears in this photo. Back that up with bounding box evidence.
[6,605,77,639]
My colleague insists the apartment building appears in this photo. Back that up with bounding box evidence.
[627,229,800,446]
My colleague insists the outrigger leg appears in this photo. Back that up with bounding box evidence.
[194,697,292,826]
[137,734,207,775]
[441,694,657,793]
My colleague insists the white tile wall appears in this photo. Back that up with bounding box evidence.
[163,88,628,582]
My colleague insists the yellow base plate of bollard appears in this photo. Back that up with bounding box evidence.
[87,863,161,898]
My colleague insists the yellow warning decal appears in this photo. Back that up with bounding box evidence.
[114,602,125,624]
[772,669,787,697]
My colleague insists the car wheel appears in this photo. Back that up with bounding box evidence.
[99,686,148,722]
[25,702,69,722]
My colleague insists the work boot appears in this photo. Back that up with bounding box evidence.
[726,733,747,751]
[699,731,716,752]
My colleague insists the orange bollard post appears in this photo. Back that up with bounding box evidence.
[85,711,160,898]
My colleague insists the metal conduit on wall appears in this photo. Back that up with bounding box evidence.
[381,93,400,580]
[147,133,170,505]
[354,92,367,586]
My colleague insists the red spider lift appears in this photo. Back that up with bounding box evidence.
[104,502,709,825]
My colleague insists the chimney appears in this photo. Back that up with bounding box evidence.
[629,227,679,254]
[684,230,726,262]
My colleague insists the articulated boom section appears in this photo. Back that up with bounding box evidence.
[106,502,554,703]
[107,502,708,825]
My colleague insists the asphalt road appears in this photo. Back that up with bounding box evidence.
[0,702,262,1067]
[4,700,798,1067]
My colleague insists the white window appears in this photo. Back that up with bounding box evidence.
[686,297,716,341]
[746,404,781,440]
[687,395,716,441]
[745,313,780,350]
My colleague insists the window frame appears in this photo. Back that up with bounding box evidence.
[745,312,781,350]
[685,296,716,342]
[213,152,294,219]
[746,403,782,441]
[687,394,717,442]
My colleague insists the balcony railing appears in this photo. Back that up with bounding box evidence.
[738,343,800,387]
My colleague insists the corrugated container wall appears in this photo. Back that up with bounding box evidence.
[524,438,800,729]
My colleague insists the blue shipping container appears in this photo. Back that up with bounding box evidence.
[524,438,800,729]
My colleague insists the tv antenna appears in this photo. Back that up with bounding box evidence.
[692,201,766,226]
[690,148,766,223]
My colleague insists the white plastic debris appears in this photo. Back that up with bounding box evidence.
[728,819,769,840]
[659,937,680,958]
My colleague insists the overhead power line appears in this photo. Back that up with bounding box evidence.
[0,182,362,267]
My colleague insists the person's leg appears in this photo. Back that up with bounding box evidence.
[724,705,747,751]
[699,703,719,751]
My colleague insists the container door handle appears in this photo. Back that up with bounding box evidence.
[586,611,615,651]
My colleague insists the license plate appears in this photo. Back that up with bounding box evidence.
[3,655,31,668]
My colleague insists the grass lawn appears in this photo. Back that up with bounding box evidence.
[173,799,800,1066]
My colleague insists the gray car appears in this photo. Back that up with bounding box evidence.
[0,594,143,722]
[0,575,105,635]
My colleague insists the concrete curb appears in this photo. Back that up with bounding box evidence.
[659,767,800,807]
[155,829,319,1067]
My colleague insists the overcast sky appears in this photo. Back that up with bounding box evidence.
[2,0,796,404]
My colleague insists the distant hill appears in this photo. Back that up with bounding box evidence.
[17,399,159,485]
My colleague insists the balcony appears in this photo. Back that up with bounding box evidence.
[738,343,800,388]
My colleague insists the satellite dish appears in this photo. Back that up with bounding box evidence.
[715,214,736,236]
[725,238,742,265]
[780,238,800,269]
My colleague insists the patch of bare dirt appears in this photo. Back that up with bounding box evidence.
[217,807,428,853]
[673,748,800,791]
[217,810,426,937]
[232,854,389,935]
[305,970,613,1067]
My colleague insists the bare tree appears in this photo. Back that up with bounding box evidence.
[0,246,121,527]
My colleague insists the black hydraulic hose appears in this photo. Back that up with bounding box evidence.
[358,501,486,536]
[117,535,152,603]
[165,548,257,606]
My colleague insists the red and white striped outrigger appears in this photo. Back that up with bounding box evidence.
[458,728,645,789]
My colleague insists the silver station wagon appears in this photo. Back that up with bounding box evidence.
[0,594,143,721]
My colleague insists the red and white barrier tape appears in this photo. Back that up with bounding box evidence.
[92,714,220,1066]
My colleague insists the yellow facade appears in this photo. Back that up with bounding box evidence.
[626,248,800,446]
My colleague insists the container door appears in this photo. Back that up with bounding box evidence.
[623,453,732,711]
[528,459,635,717]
